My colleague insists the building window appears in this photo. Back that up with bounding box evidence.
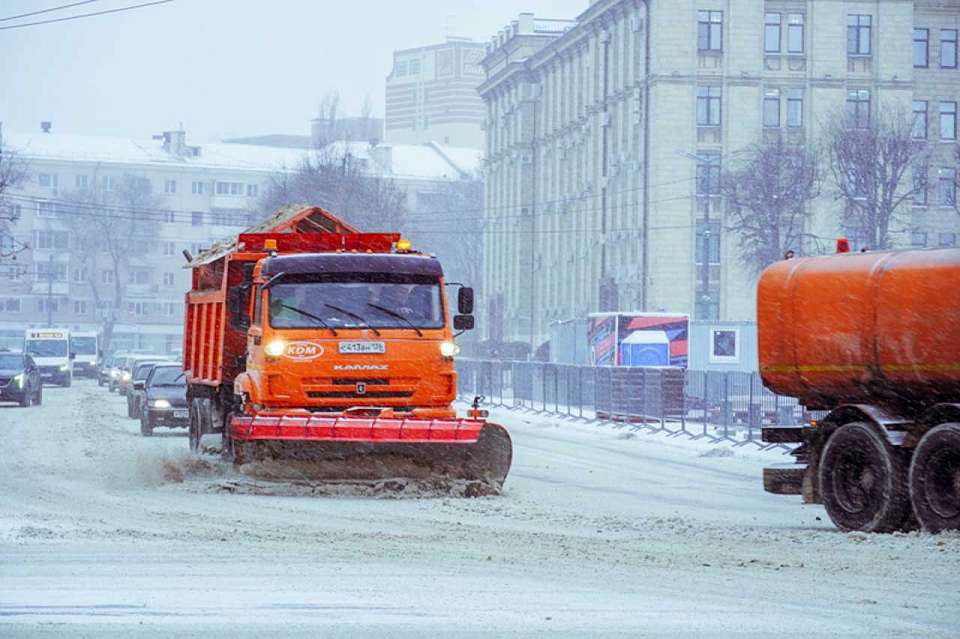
[36,261,67,282]
[847,15,872,55]
[34,230,69,250]
[914,28,929,68]
[940,102,957,140]
[763,89,781,127]
[3,299,21,312]
[72,267,88,283]
[246,184,258,198]
[163,272,175,286]
[162,210,175,223]
[787,89,804,127]
[846,89,871,128]
[942,29,958,69]
[128,268,151,285]
[164,179,177,194]
[697,11,723,52]
[37,201,57,218]
[216,181,243,196]
[192,211,204,226]
[101,175,115,191]
[394,60,407,77]
[913,100,928,139]
[911,231,927,247]
[696,152,721,196]
[162,241,175,256]
[129,302,150,317]
[74,300,87,315]
[940,168,957,206]
[408,59,421,74]
[787,14,804,53]
[165,302,178,317]
[75,175,88,189]
[764,13,781,53]
[101,270,114,284]
[696,86,721,126]
[709,328,739,364]
[38,299,60,313]
[695,220,721,264]
[913,170,928,205]
[192,180,204,195]
[38,173,58,188]
[940,232,958,247]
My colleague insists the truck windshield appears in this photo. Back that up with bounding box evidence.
[71,337,97,354]
[269,276,443,330]
[26,340,68,357]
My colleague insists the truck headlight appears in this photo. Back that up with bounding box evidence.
[151,399,171,409]
[110,369,119,378]
[439,341,459,357]
[13,374,24,388]
[265,339,286,357]
[59,364,70,372]
[121,372,131,381]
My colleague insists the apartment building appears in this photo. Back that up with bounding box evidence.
[480,1,960,346]
[0,127,307,353]
[385,37,487,148]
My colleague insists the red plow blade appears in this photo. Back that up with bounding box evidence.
[229,415,512,495]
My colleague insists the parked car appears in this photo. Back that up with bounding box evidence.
[126,361,164,418]
[138,364,188,436]
[0,351,43,407]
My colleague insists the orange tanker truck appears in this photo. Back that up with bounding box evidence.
[182,205,512,493]
[759,245,960,533]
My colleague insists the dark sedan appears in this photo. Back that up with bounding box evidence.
[138,365,188,436]
[0,352,43,407]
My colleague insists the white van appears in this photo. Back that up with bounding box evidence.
[70,331,99,378]
[24,328,73,387]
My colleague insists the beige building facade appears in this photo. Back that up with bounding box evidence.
[480,1,960,346]
[385,38,487,148]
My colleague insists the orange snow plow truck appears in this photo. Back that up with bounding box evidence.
[759,246,960,533]
[182,205,512,493]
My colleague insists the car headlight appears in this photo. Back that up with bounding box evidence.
[59,364,70,372]
[265,339,286,357]
[151,399,171,409]
[110,370,119,378]
[439,341,459,358]
[13,373,24,388]
[121,372,131,381]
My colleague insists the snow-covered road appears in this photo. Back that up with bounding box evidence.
[1,380,958,637]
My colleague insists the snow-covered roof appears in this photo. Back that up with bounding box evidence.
[2,131,309,173]
[320,140,482,181]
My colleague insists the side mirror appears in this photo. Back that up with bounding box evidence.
[69,352,76,361]
[453,314,475,331]
[133,381,145,390]
[457,287,474,315]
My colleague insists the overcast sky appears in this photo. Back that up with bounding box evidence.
[0,0,586,142]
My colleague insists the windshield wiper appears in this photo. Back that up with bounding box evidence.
[277,303,338,336]
[323,304,381,336]
[366,303,423,337]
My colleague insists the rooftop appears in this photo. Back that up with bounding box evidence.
[320,140,482,181]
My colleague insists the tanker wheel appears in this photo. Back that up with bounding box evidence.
[909,423,960,533]
[818,422,910,533]
[188,402,202,453]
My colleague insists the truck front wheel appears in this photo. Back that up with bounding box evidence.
[909,423,960,533]
[818,422,910,533]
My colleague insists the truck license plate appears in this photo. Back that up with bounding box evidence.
[339,341,385,354]
[173,410,188,419]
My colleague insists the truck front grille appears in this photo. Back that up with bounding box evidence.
[306,390,414,399]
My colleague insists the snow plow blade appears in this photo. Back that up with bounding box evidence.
[230,415,512,494]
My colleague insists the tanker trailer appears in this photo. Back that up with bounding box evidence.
[759,246,960,533]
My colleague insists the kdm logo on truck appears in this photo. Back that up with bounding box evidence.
[283,341,324,361]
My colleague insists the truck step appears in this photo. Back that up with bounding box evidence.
[763,463,805,495]
[761,425,807,443]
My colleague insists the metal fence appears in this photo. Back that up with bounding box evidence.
[455,359,819,449]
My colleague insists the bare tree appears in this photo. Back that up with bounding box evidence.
[825,106,931,250]
[720,137,822,273]
[405,174,484,291]
[60,174,158,352]
[0,140,28,262]
[259,146,407,231]
[313,92,342,149]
